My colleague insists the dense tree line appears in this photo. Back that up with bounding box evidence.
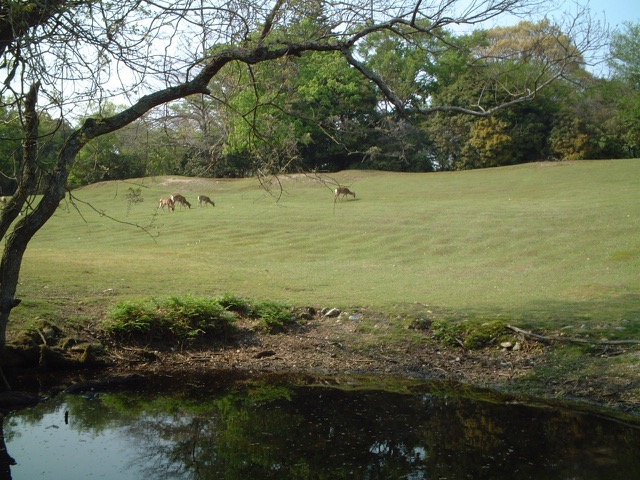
[18,20,628,186]
[1,16,634,191]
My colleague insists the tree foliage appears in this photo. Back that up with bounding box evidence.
[609,22,640,88]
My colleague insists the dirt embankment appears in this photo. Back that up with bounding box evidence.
[104,314,640,414]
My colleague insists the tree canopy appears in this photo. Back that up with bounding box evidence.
[609,22,640,88]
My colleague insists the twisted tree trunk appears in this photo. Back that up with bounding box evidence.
[0,82,85,390]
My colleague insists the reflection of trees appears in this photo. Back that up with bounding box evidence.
[99,384,439,479]
[99,390,640,480]
[128,413,214,477]
[6,378,640,479]
[111,384,640,480]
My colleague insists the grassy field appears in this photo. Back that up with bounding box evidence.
[9,159,640,338]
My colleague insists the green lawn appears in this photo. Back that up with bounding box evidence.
[12,159,640,336]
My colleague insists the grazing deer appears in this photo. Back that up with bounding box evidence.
[170,193,191,209]
[198,195,215,207]
[334,187,356,200]
[158,196,175,211]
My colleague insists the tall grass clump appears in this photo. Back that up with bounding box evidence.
[250,300,295,333]
[105,296,236,343]
[216,293,251,316]
[432,319,512,350]
[215,293,295,333]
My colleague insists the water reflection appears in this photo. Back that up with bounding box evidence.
[4,372,640,479]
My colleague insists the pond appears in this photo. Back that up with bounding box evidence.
[3,371,640,479]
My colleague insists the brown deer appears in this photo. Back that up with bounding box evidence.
[334,187,356,200]
[170,193,191,209]
[197,195,215,207]
[158,196,175,211]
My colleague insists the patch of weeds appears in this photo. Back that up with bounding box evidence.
[105,296,236,343]
[432,320,466,347]
[407,316,432,331]
[215,294,296,332]
[511,344,590,392]
[432,319,511,350]
[216,292,251,316]
[249,300,295,333]
[464,320,509,349]
[292,306,316,323]
[611,315,640,338]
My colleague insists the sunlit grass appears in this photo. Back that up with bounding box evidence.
[10,160,640,337]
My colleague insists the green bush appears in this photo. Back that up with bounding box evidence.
[217,294,296,333]
[463,320,508,349]
[105,295,298,341]
[106,296,236,342]
[216,292,251,316]
[250,300,295,333]
[432,319,466,347]
[432,319,509,350]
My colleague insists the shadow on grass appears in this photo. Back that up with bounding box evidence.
[507,293,640,339]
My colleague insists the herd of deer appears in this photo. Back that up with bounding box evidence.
[158,193,215,212]
[157,187,355,212]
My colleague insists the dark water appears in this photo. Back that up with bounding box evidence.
[3,372,640,479]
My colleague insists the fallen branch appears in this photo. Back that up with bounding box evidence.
[506,325,640,346]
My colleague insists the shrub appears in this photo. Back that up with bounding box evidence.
[432,319,466,347]
[217,295,297,332]
[216,292,251,316]
[106,296,236,342]
[249,300,295,333]
[432,319,509,350]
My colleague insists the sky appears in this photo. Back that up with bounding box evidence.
[587,0,640,30]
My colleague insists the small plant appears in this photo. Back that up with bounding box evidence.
[105,296,236,343]
[432,319,467,347]
[407,316,432,331]
[432,319,510,350]
[216,293,251,316]
[463,320,508,349]
[250,300,295,333]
